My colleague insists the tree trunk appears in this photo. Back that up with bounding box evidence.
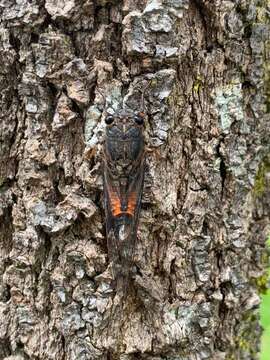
[0,0,269,359]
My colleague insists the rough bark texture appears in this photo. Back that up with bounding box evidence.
[0,0,269,359]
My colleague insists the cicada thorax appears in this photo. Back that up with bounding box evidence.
[104,117,144,169]
[103,111,145,292]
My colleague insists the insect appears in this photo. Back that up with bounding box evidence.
[103,109,145,292]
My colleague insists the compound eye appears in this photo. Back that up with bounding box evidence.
[134,114,144,125]
[105,115,114,125]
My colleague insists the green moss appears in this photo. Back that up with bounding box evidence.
[257,7,267,23]
[255,272,270,295]
[150,78,158,87]
[251,237,270,295]
[253,156,270,197]
[255,0,269,22]
[237,338,250,351]
[193,75,203,93]
[224,300,262,359]
[234,319,260,358]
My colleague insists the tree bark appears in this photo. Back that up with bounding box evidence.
[0,0,269,359]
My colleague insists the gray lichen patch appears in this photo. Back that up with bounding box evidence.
[124,68,177,146]
[45,0,95,30]
[122,0,189,60]
[27,194,96,234]
[214,82,245,134]
[52,93,77,130]
[84,80,123,152]
[32,30,74,79]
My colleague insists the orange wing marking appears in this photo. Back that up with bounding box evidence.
[108,189,137,217]
[126,192,137,216]
[109,189,122,217]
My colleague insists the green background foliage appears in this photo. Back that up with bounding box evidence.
[260,237,270,360]
[260,289,270,360]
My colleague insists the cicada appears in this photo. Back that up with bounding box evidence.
[103,110,145,292]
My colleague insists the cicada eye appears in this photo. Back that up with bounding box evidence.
[134,114,144,125]
[105,115,114,125]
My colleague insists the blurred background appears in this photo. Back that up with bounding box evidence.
[261,292,269,360]
[260,238,270,360]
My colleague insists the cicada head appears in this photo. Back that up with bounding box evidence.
[104,110,145,139]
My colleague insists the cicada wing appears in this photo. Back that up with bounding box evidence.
[104,156,145,283]
[103,165,121,266]
[123,157,145,265]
